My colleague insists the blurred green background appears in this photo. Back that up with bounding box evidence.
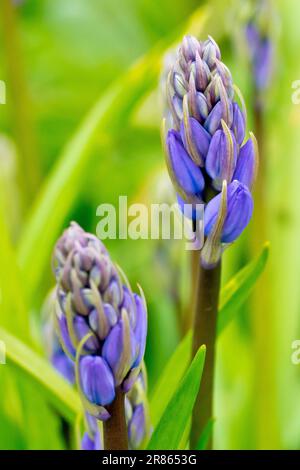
[0,0,300,450]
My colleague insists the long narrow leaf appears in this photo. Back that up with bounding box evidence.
[0,327,81,423]
[217,242,269,334]
[150,331,191,427]
[147,345,206,450]
[0,206,29,340]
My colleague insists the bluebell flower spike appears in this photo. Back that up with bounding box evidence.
[163,35,259,267]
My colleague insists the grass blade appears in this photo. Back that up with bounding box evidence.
[147,345,206,450]
[0,327,81,423]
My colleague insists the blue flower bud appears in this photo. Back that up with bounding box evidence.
[51,350,75,384]
[56,310,75,358]
[128,404,146,449]
[79,356,115,406]
[232,102,245,145]
[73,316,99,352]
[166,129,205,199]
[81,430,102,450]
[233,135,258,189]
[204,180,253,243]
[131,294,147,369]
[204,100,223,134]
[194,52,211,91]
[205,123,237,190]
[102,310,137,387]
[180,115,211,164]
[182,35,202,62]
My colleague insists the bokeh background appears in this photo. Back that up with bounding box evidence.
[0,0,300,450]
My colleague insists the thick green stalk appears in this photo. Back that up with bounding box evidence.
[190,252,221,449]
[103,389,128,450]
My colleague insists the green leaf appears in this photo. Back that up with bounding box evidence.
[147,345,206,450]
[150,331,192,427]
[217,242,269,335]
[0,327,81,423]
[17,5,210,304]
[0,206,30,341]
[150,244,269,426]
[196,418,215,450]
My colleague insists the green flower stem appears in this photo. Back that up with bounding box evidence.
[104,389,128,450]
[190,252,221,449]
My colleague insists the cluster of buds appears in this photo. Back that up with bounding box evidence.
[163,35,258,267]
[42,286,151,450]
[52,222,147,422]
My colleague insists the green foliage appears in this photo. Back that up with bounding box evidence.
[150,244,268,428]
[147,345,206,450]
[0,327,81,423]
[0,0,297,451]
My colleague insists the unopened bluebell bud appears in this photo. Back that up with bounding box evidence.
[126,367,152,449]
[81,430,102,451]
[205,121,237,190]
[204,180,253,243]
[42,290,75,384]
[79,356,115,407]
[165,129,205,201]
[233,134,258,189]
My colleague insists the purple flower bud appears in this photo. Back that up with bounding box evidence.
[232,102,245,145]
[128,404,146,449]
[73,316,100,352]
[177,193,203,221]
[81,430,102,451]
[204,180,253,243]
[79,356,115,406]
[205,126,237,190]
[166,129,205,197]
[51,351,75,384]
[202,36,221,69]
[204,101,223,134]
[180,118,211,165]
[56,311,75,358]
[181,35,202,62]
[233,137,258,189]
[132,294,147,369]
[194,53,211,91]
[102,311,137,387]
